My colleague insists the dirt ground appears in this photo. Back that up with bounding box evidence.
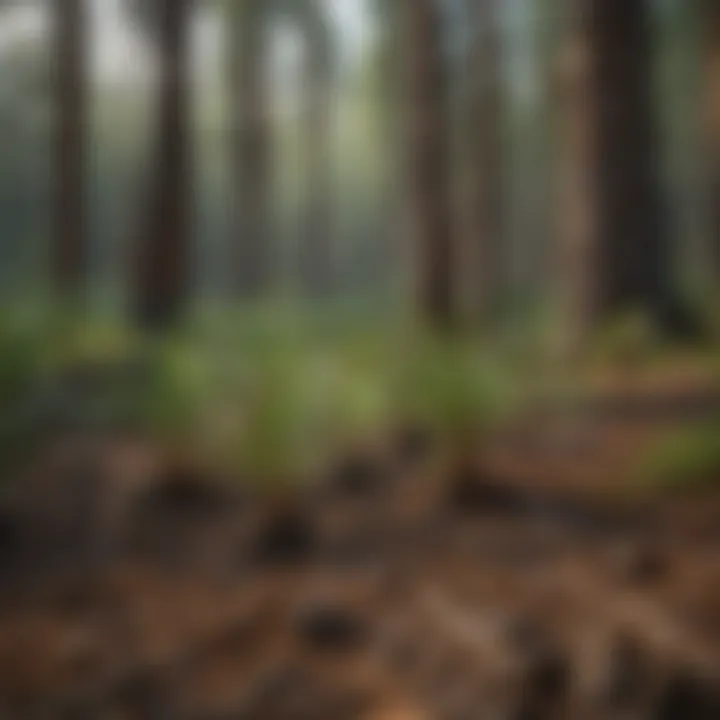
[1,379,720,719]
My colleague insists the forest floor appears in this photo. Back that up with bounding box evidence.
[1,362,720,719]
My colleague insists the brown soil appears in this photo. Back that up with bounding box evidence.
[1,380,720,719]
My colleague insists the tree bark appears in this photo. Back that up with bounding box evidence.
[229,0,271,298]
[401,0,455,330]
[555,0,598,354]
[704,0,720,281]
[591,0,671,322]
[53,0,87,299]
[299,4,333,297]
[466,0,505,323]
[557,0,681,344]
[134,0,192,330]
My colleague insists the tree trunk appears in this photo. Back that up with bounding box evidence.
[134,0,192,330]
[592,0,671,322]
[554,0,598,354]
[401,0,455,330]
[53,0,87,299]
[704,0,720,281]
[465,0,504,323]
[229,0,271,298]
[528,0,559,306]
[299,6,333,297]
[557,0,681,345]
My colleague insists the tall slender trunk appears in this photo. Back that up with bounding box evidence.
[402,0,454,330]
[529,0,559,305]
[704,0,720,281]
[555,0,598,354]
[229,0,271,298]
[135,0,192,330]
[299,11,333,297]
[466,0,504,323]
[53,0,87,299]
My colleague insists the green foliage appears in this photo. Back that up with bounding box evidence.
[0,303,524,486]
[593,310,664,368]
[389,335,521,450]
[0,311,50,468]
[120,308,395,487]
[636,421,720,491]
[691,287,720,344]
[0,306,143,469]
[168,339,331,486]
[0,310,46,406]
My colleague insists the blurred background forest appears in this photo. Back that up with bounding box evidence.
[0,0,710,324]
[4,2,720,719]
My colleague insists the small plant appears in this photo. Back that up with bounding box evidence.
[141,332,332,488]
[593,309,663,370]
[239,351,331,489]
[391,336,520,460]
[326,340,394,449]
[386,335,524,509]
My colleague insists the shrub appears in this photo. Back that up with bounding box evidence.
[593,310,664,369]
[389,335,520,454]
